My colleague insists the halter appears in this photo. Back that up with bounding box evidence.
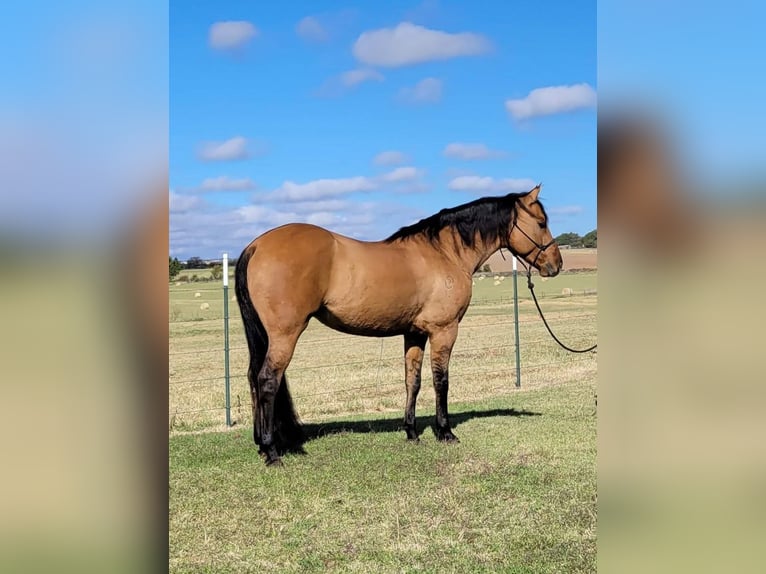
[506,201,557,270]
[505,199,597,354]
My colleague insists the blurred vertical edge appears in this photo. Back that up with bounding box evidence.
[598,1,766,572]
[0,2,168,573]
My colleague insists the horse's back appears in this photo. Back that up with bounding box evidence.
[251,222,335,254]
[318,234,430,335]
[329,235,422,294]
[242,223,462,336]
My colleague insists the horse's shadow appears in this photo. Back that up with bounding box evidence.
[300,407,541,443]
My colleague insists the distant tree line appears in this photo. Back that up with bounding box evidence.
[169,256,238,281]
[554,230,597,248]
[169,257,183,279]
[184,256,209,269]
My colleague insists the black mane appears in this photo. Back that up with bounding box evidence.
[385,193,524,247]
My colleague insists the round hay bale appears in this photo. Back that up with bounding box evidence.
[194,292,201,298]
[478,276,485,281]
[175,281,182,286]
[472,281,476,286]
[499,276,505,281]
[561,287,573,296]
[200,302,210,310]
[493,280,501,286]
[494,275,500,280]
[231,295,236,301]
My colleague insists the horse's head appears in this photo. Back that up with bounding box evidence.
[508,185,563,277]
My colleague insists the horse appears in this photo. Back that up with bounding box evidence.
[234,184,562,466]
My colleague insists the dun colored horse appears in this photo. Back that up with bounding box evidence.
[235,184,562,465]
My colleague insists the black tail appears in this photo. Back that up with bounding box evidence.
[235,247,304,453]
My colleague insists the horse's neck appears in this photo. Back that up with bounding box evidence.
[472,243,500,271]
[439,230,501,276]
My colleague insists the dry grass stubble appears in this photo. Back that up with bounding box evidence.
[169,273,596,432]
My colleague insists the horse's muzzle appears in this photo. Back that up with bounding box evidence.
[540,261,561,278]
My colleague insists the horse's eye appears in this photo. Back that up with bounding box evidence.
[538,222,546,229]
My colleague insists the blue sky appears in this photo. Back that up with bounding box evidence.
[170,0,596,259]
[598,0,766,187]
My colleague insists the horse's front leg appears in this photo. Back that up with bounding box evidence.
[403,332,427,441]
[428,324,459,442]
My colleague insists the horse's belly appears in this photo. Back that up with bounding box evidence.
[313,302,419,337]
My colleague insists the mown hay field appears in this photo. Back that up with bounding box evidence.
[169,271,596,432]
[169,269,596,573]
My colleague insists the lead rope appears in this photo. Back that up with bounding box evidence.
[507,201,596,353]
[523,263,597,354]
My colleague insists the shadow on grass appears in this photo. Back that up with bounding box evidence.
[301,407,541,442]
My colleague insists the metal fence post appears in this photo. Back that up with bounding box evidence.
[222,253,232,426]
[513,255,521,388]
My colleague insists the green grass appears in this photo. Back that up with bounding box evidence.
[169,377,596,573]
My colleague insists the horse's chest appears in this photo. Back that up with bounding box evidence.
[410,275,471,326]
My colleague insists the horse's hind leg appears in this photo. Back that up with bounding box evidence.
[428,324,459,443]
[403,332,427,441]
[255,327,304,465]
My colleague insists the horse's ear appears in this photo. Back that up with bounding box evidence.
[525,183,542,202]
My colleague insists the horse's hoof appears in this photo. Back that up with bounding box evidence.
[265,456,283,467]
[406,435,420,443]
[436,429,460,443]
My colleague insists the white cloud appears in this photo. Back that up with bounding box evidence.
[170,195,428,257]
[209,21,258,51]
[398,77,442,104]
[341,68,384,87]
[373,150,408,166]
[548,205,584,216]
[353,22,490,67]
[169,191,203,213]
[379,166,422,183]
[295,10,359,45]
[199,176,256,191]
[448,176,537,194]
[505,83,597,120]
[237,205,296,226]
[306,211,341,227]
[288,199,352,213]
[171,203,273,258]
[296,16,329,42]
[270,176,377,202]
[197,137,250,161]
[316,69,384,97]
[443,142,506,160]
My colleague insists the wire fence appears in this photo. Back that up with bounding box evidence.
[169,257,597,432]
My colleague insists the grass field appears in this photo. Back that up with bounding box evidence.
[169,271,596,431]
[170,377,596,573]
[169,266,596,572]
